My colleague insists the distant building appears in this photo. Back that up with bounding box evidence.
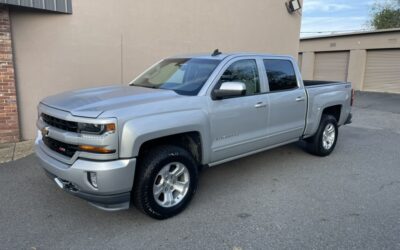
[299,28,400,94]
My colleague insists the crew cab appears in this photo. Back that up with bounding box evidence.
[35,52,353,219]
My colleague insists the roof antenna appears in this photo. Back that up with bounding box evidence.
[211,49,222,56]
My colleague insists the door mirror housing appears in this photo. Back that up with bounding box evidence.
[213,82,246,100]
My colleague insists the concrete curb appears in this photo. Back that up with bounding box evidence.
[0,140,34,164]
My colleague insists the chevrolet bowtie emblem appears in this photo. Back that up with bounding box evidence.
[41,127,50,137]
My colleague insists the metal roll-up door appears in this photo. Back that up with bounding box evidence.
[314,51,349,82]
[364,49,400,93]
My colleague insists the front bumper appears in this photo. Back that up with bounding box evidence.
[35,139,136,211]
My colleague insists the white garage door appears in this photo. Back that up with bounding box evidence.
[314,51,349,82]
[364,49,400,93]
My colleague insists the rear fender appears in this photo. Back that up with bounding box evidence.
[305,89,349,137]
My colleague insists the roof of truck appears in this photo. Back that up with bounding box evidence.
[170,52,294,60]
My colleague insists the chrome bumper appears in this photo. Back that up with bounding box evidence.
[35,138,136,211]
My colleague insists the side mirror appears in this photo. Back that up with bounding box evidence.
[213,82,246,100]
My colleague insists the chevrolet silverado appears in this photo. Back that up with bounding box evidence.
[35,52,353,219]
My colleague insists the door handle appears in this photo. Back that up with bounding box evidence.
[296,96,305,102]
[254,102,267,108]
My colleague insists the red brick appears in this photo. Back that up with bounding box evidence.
[0,6,20,143]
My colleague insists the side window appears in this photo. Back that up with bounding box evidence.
[218,59,260,96]
[263,59,297,92]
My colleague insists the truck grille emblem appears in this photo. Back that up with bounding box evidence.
[41,127,50,137]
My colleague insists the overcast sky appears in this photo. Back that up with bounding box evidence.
[301,0,375,37]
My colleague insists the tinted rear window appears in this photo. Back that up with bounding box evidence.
[263,60,297,91]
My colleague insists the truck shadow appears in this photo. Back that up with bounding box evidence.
[196,142,308,198]
[0,129,361,246]
[0,140,330,232]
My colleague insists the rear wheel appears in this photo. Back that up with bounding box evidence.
[305,114,338,156]
[133,145,198,219]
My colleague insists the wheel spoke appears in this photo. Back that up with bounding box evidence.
[153,183,164,196]
[327,125,335,133]
[171,163,185,178]
[158,166,169,178]
[173,180,188,193]
[164,191,174,206]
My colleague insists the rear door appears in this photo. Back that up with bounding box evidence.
[208,57,269,162]
[262,58,307,145]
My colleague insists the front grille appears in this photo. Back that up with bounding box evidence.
[42,113,78,132]
[43,137,78,157]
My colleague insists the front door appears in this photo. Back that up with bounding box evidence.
[208,58,269,162]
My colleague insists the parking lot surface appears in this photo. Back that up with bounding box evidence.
[1,92,399,249]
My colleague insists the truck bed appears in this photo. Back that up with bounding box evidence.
[303,80,348,87]
[303,80,352,138]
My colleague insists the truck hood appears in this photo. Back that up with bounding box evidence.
[41,85,182,118]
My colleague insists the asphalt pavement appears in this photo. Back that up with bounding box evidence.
[0,92,399,249]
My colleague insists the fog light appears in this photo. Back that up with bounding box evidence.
[88,172,98,188]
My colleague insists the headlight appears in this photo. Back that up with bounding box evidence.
[78,123,116,135]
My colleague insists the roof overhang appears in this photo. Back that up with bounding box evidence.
[301,28,400,41]
[0,0,72,14]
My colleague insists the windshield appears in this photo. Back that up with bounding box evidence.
[130,58,221,96]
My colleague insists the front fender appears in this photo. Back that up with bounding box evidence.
[118,110,211,164]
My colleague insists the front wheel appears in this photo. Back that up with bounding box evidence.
[132,145,198,219]
[305,114,338,156]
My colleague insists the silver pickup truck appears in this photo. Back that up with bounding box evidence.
[35,52,353,219]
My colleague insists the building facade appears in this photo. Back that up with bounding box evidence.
[0,0,302,142]
[299,29,400,94]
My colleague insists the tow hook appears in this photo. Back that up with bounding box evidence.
[54,177,65,189]
[54,177,79,192]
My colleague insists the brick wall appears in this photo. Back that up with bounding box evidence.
[0,6,20,143]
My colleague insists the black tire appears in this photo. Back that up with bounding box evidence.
[305,114,338,156]
[132,145,198,220]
